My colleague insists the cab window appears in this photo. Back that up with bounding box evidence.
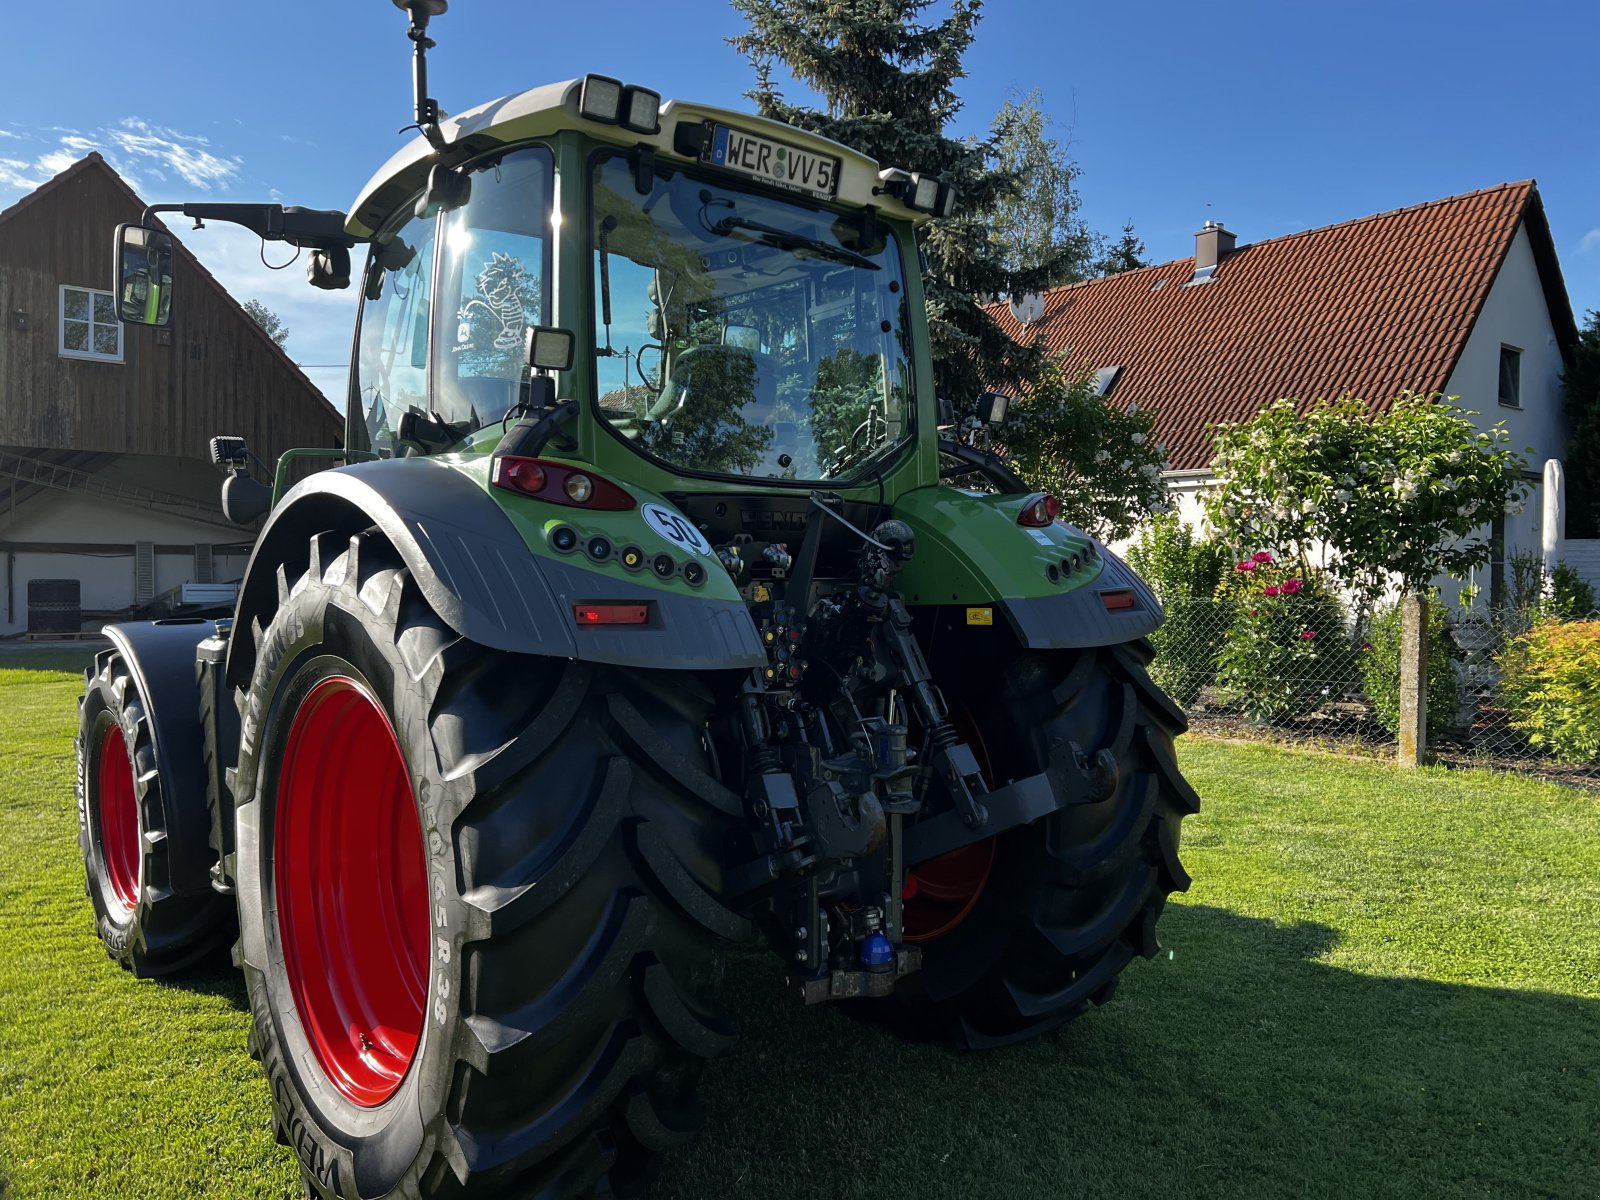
[355,208,437,457]
[433,146,554,430]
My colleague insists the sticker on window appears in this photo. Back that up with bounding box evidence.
[642,503,713,557]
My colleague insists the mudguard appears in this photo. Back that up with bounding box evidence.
[892,485,1163,649]
[224,458,766,689]
[100,618,223,896]
[997,545,1163,649]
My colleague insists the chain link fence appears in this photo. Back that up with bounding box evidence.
[1154,595,1600,790]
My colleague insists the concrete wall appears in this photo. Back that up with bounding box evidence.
[0,455,248,636]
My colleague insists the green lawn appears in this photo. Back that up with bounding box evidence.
[1,655,1596,1199]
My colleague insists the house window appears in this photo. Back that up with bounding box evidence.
[1498,345,1521,408]
[1093,366,1123,397]
[59,286,122,362]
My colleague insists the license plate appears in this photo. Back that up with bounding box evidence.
[699,122,840,200]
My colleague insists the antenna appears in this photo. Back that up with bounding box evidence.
[394,0,449,150]
[1007,292,1045,326]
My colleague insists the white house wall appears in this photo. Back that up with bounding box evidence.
[1442,222,1566,587]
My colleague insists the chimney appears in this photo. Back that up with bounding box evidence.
[1191,220,1236,284]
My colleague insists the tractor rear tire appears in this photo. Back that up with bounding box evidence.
[884,639,1198,1048]
[232,531,745,1200]
[76,647,234,975]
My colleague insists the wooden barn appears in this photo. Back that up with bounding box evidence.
[0,153,341,638]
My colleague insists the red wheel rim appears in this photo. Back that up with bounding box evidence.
[275,676,429,1108]
[96,723,140,915]
[902,838,996,943]
[902,705,996,943]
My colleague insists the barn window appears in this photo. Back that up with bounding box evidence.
[59,286,123,363]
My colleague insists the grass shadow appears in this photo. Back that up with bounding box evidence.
[150,959,250,1013]
[656,904,1599,1199]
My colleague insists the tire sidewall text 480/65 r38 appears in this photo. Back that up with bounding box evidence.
[232,530,743,1199]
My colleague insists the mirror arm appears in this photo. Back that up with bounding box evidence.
[139,203,362,251]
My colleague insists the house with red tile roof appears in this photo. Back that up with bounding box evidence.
[991,182,1578,601]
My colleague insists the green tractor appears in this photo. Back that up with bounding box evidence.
[76,4,1196,1196]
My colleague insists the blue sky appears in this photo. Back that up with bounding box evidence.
[6,1,1596,403]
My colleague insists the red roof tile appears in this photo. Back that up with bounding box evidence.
[989,182,1576,471]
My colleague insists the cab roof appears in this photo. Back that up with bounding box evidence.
[347,78,930,239]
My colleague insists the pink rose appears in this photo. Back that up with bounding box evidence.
[1250,608,1258,617]
[1282,578,1304,595]
[1300,629,1316,640]
[1236,561,1256,572]
[1264,586,1280,596]
[1252,551,1274,563]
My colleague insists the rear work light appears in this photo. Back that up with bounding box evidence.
[490,456,636,510]
[1017,493,1062,527]
[573,603,650,626]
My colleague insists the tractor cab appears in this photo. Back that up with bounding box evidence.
[343,75,952,500]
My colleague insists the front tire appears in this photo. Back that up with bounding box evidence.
[76,648,232,975]
[233,531,745,1199]
[885,639,1199,1047]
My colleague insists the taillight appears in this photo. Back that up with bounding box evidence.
[1100,589,1137,611]
[1017,492,1062,527]
[490,456,636,510]
[573,603,650,625]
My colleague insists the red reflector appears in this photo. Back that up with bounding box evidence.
[1018,492,1062,527]
[1100,589,1136,611]
[573,603,650,626]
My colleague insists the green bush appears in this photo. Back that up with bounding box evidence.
[1214,553,1351,724]
[1548,562,1598,619]
[1126,514,1232,706]
[1497,618,1600,762]
[1359,598,1459,739]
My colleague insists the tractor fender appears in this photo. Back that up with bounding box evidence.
[224,458,766,690]
[997,544,1164,650]
[893,485,1164,649]
[101,618,224,895]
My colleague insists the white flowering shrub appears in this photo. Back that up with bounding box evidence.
[1002,358,1170,540]
[1205,393,1531,601]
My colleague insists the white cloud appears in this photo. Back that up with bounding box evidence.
[59,135,100,153]
[0,158,42,189]
[35,150,78,176]
[109,117,239,190]
[1581,228,1600,255]
[0,130,19,140]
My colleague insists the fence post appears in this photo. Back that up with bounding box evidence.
[1398,591,1428,767]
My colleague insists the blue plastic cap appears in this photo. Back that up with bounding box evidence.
[860,931,894,967]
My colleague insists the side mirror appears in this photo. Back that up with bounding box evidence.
[937,396,955,427]
[979,391,1010,426]
[114,224,175,327]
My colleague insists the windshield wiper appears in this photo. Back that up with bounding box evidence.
[712,214,879,271]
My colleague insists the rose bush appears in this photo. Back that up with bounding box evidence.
[1205,393,1530,605]
[1214,553,1352,724]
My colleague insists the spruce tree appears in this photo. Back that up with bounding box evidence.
[728,0,1069,412]
[1095,222,1149,276]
